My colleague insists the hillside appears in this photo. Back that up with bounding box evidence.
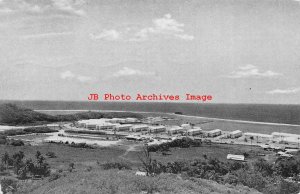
[0,103,143,126]
[0,103,57,125]
[17,169,261,194]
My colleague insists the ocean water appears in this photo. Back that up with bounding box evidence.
[2,101,300,125]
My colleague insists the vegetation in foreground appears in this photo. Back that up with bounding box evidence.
[1,139,300,194]
[138,144,300,194]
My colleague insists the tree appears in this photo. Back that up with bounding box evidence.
[35,151,41,160]
[2,152,9,167]
[250,136,254,149]
[253,158,274,176]
[25,159,34,176]
[12,151,25,175]
[69,162,75,172]
[138,145,162,176]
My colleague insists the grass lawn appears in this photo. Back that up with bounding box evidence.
[124,143,274,164]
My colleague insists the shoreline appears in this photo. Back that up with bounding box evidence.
[35,109,300,127]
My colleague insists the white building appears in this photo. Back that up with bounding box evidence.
[77,119,109,129]
[108,118,127,124]
[272,132,300,140]
[244,132,272,142]
[279,137,300,148]
[96,123,117,130]
[126,118,139,123]
[229,130,243,138]
[181,124,192,130]
[187,127,202,136]
[115,124,133,131]
[207,129,222,137]
[76,119,91,128]
[130,125,149,132]
[227,154,245,161]
[167,126,184,135]
[148,125,166,133]
[46,124,60,130]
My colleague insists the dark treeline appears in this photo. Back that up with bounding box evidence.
[0,103,143,126]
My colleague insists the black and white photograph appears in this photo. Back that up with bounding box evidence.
[1,0,300,193]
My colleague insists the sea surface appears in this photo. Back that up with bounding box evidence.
[1,100,300,125]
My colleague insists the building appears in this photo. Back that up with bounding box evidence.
[96,123,117,130]
[227,154,245,161]
[206,129,222,137]
[76,119,91,128]
[46,124,60,130]
[130,125,149,132]
[229,130,243,138]
[187,127,202,136]
[148,125,166,133]
[181,124,192,130]
[279,137,300,148]
[244,132,272,142]
[272,132,300,140]
[108,118,127,124]
[167,126,184,135]
[76,119,108,129]
[126,118,139,123]
[115,124,132,131]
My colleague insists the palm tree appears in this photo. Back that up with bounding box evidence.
[250,136,254,150]
[1,152,9,167]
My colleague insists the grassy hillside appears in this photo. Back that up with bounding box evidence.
[0,103,57,125]
[17,169,260,194]
[0,103,143,126]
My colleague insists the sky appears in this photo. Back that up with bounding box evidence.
[0,0,300,104]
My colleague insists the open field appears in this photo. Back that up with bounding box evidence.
[124,143,276,164]
[0,141,275,170]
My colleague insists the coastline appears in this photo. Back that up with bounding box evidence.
[35,109,300,127]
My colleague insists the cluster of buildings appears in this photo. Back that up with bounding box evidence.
[74,119,226,137]
[243,132,300,147]
[76,118,139,131]
[74,118,300,149]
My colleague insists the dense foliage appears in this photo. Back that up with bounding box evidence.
[147,137,202,152]
[139,146,300,193]
[0,104,57,125]
[0,127,58,137]
[0,103,143,125]
[1,151,50,180]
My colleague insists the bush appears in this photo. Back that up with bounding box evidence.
[0,138,7,145]
[274,157,300,177]
[0,178,17,193]
[148,138,202,152]
[48,172,61,182]
[46,152,56,158]
[101,162,132,170]
[10,139,24,146]
[23,127,58,133]
[69,142,94,149]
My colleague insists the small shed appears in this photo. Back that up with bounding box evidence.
[227,154,245,161]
